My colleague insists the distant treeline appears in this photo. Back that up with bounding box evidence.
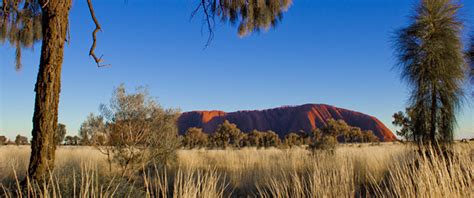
[0,135,28,145]
[180,119,380,149]
[0,118,380,148]
[0,123,80,146]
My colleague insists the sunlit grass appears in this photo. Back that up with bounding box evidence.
[1,142,472,197]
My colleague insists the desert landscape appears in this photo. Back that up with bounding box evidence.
[1,0,474,197]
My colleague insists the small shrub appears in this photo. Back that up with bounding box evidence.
[310,135,337,153]
[80,85,181,175]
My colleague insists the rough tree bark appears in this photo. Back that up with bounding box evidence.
[26,0,72,182]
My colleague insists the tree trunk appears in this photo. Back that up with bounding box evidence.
[26,0,72,182]
[430,85,437,146]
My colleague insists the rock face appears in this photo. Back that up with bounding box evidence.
[178,104,397,142]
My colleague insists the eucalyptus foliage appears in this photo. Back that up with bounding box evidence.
[1,0,42,69]
[2,0,293,69]
[200,0,292,37]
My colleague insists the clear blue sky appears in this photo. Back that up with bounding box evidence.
[1,0,473,140]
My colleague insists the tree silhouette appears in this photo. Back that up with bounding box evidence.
[392,108,415,141]
[394,0,467,147]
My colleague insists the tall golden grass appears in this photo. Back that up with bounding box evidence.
[1,143,472,197]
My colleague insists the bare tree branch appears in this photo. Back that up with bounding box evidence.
[200,0,214,48]
[189,3,202,21]
[87,0,109,67]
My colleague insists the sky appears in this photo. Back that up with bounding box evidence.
[1,0,473,140]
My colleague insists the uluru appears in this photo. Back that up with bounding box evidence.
[178,104,397,142]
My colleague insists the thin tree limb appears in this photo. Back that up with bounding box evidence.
[87,0,109,67]
[189,3,202,21]
[201,0,214,48]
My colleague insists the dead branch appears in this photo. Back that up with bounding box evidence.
[190,2,202,21]
[87,0,109,67]
[201,0,214,48]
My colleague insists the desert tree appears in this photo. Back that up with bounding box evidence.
[296,130,312,145]
[64,135,80,145]
[97,85,181,175]
[0,136,7,145]
[392,108,415,141]
[212,120,244,149]
[310,135,337,154]
[64,136,73,145]
[78,113,107,146]
[2,0,73,182]
[239,130,281,148]
[321,119,351,141]
[183,127,209,149]
[72,136,81,145]
[1,0,293,182]
[284,132,301,147]
[245,130,264,147]
[347,127,363,143]
[261,130,281,147]
[15,135,28,145]
[238,133,249,147]
[394,0,468,148]
[362,130,379,143]
[54,123,66,145]
[78,113,116,170]
[311,128,322,142]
